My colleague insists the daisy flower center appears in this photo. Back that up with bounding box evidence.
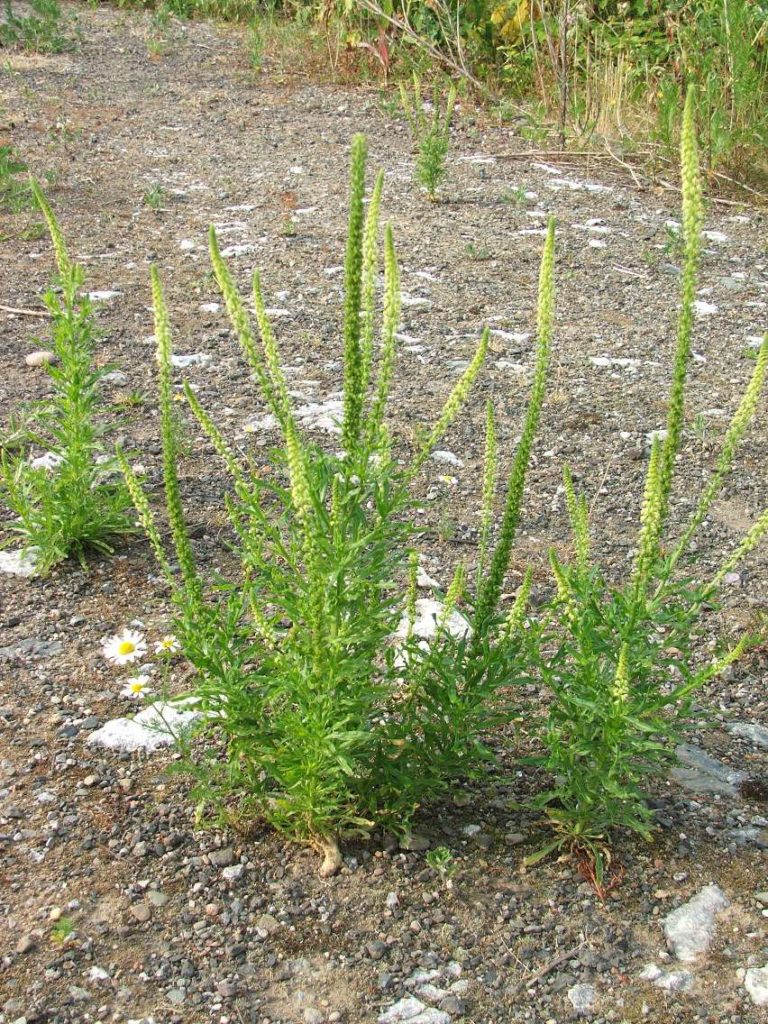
[130,681,145,693]
[118,640,137,656]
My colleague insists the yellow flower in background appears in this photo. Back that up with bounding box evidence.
[102,628,147,666]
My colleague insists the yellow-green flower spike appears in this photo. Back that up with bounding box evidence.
[366,223,401,449]
[31,181,71,279]
[342,134,368,456]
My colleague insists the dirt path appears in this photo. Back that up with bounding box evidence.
[1,5,767,1023]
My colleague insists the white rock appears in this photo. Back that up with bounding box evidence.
[745,965,768,1006]
[243,413,279,433]
[490,329,531,344]
[0,548,39,576]
[263,307,290,318]
[221,244,256,258]
[417,567,440,589]
[694,300,719,316]
[87,702,203,753]
[588,239,607,248]
[494,360,526,372]
[378,999,449,1024]
[30,451,64,472]
[171,353,212,369]
[396,599,471,644]
[567,983,597,1015]
[200,302,220,312]
[25,349,57,367]
[179,239,196,251]
[431,450,463,468]
[639,964,694,992]
[86,290,121,301]
[294,398,344,434]
[589,356,639,369]
[703,230,728,243]
[88,966,110,982]
[400,292,431,307]
[663,884,730,961]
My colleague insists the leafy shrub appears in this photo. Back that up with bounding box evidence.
[0,185,135,573]
[399,73,457,200]
[0,145,34,213]
[121,135,504,874]
[525,88,768,880]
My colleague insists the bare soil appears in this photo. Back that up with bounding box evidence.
[1,5,767,1024]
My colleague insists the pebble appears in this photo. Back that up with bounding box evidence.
[663,884,729,961]
[129,903,152,924]
[222,863,245,883]
[670,743,745,797]
[25,349,56,367]
[16,934,36,954]
[727,722,768,749]
[567,983,596,1015]
[378,997,449,1024]
[639,964,694,992]
[87,702,203,753]
[209,847,235,868]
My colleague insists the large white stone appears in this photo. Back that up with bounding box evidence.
[0,548,39,577]
[87,702,203,753]
[663,884,730,961]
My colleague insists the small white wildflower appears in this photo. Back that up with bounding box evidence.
[120,675,153,700]
[154,634,180,655]
[102,629,147,666]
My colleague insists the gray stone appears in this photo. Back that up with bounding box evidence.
[728,722,768,749]
[670,744,745,797]
[166,989,186,1005]
[663,884,729,961]
[208,847,235,868]
[745,965,768,1006]
[303,1010,324,1024]
[0,639,64,662]
[147,891,169,908]
[567,983,597,1015]
[438,995,465,1015]
[69,986,90,1002]
[222,863,245,883]
[399,834,431,852]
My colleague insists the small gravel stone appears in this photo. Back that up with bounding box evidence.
[129,903,152,924]
[208,847,235,867]
[745,965,768,1006]
[16,934,36,954]
[25,349,56,367]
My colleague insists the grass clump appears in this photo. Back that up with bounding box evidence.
[0,145,35,213]
[399,73,457,201]
[524,87,768,882]
[0,185,135,574]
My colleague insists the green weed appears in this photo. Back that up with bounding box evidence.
[399,73,457,202]
[0,185,136,574]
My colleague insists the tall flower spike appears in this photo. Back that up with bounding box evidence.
[633,435,664,593]
[475,217,554,634]
[183,382,247,490]
[31,181,71,279]
[411,326,489,475]
[563,466,590,576]
[366,224,400,449]
[658,85,702,528]
[405,549,419,641]
[502,566,533,641]
[116,447,173,583]
[360,170,384,394]
[209,227,283,426]
[252,270,295,431]
[611,643,630,705]
[477,399,498,587]
[342,135,368,456]
[439,562,466,630]
[670,334,768,571]
[151,266,201,605]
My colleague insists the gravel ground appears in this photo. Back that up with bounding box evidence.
[1,5,768,1023]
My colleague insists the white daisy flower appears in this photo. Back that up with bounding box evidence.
[154,634,180,655]
[102,629,147,666]
[121,675,153,700]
